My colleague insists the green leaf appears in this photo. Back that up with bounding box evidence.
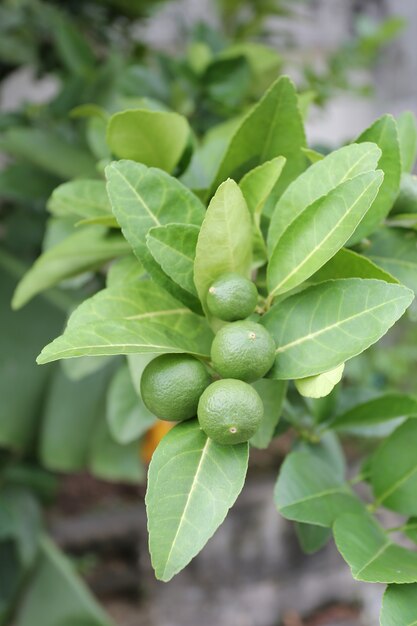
[371,419,417,514]
[210,76,306,196]
[239,157,286,219]
[294,432,346,481]
[146,419,248,581]
[295,364,344,399]
[12,226,130,309]
[15,536,113,626]
[274,451,363,526]
[106,160,204,310]
[48,180,117,227]
[107,364,155,444]
[365,228,417,296]
[107,110,190,173]
[268,142,381,251]
[334,512,417,583]
[310,248,398,284]
[267,170,383,297]
[350,114,401,243]
[146,224,199,296]
[295,523,331,555]
[37,279,213,364]
[302,147,324,164]
[326,393,417,431]
[262,278,413,379]
[381,584,417,626]
[194,179,252,315]
[106,255,145,287]
[397,111,417,173]
[48,8,96,76]
[250,379,287,449]
[0,486,42,567]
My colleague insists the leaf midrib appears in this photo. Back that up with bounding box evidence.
[110,165,161,226]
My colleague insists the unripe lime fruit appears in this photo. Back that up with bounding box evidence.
[206,273,258,321]
[391,172,417,215]
[211,320,275,382]
[198,379,263,444]
[140,354,211,422]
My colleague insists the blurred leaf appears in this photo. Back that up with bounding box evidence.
[397,111,417,173]
[48,180,117,227]
[381,583,417,626]
[365,228,417,296]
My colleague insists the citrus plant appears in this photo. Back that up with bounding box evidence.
[8,68,417,622]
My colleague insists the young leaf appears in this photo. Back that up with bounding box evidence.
[365,228,417,296]
[250,379,287,449]
[47,180,117,227]
[310,248,398,284]
[146,419,249,581]
[371,419,417,515]
[268,142,381,251]
[381,583,417,626]
[239,157,286,220]
[295,364,344,399]
[397,111,417,173]
[334,512,417,583]
[210,76,306,196]
[267,170,383,297]
[107,364,155,444]
[274,451,363,526]
[350,115,401,243]
[12,226,130,310]
[261,279,413,379]
[194,179,252,314]
[146,224,200,296]
[107,110,190,173]
[37,280,214,364]
[326,393,417,431]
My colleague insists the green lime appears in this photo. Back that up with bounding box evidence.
[206,273,258,321]
[391,172,417,215]
[140,354,211,422]
[198,379,263,444]
[211,320,276,382]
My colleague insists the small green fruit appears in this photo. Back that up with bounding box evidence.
[206,273,258,321]
[211,320,276,382]
[140,354,211,422]
[198,379,263,444]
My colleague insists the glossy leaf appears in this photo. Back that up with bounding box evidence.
[211,76,306,196]
[334,512,417,583]
[310,248,398,284]
[381,584,417,626]
[274,451,363,526]
[267,170,383,297]
[262,279,413,379]
[146,224,199,296]
[371,419,417,514]
[12,226,130,309]
[250,379,287,449]
[295,364,344,399]
[107,110,190,172]
[327,393,417,431]
[146,419,249,581]
[48,180,117,227]
[194,179,252,315]
[365,228,417,296]
[268,142,381,251]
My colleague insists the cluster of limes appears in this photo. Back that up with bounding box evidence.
[140,273,276,445]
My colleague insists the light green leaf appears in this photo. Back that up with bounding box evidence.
[37,279,213,364]
[274,451,363,526]
[268,142,381,251]
[262,278,413,379]
[365,228,417,296]
[371,419,417,514]
[194,179,252,315]
[302,147,324,164]
[106,255,145,287]
[107,364,155,444]
[106,160,204,310]
[397,111,417,173]
[250,379,287,449]
[146,419,248,581]
[239,157,286,219]
[326,393,417,431]
[381,584,417,626]
[334,512,417,583]
[48,180,117,227]
[12,226,130,309]
[107,110,190,173]
[350,114,401,243]
[295,364,344,399]
[210,76,306,196]
[295,523,331,555]
[310,248,398,284]
[267,170,383,297]
[147,224,199,296]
